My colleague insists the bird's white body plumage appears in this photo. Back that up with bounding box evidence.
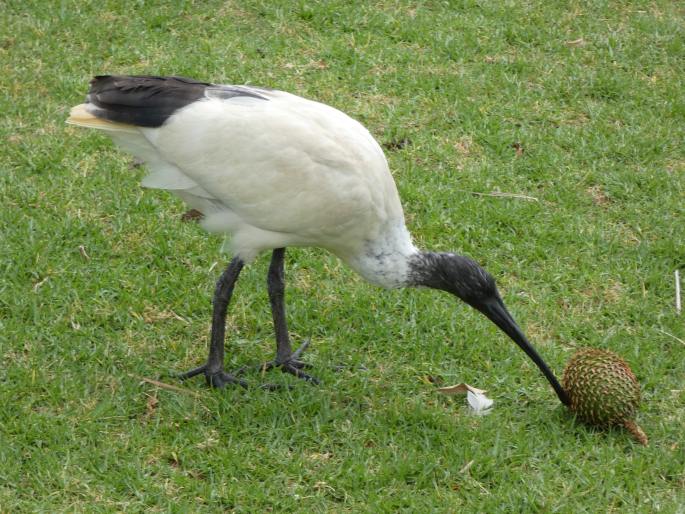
[68,87,418,288]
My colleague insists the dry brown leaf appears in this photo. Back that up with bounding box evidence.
[437,383,487,395]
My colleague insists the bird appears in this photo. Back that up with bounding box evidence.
[67,75,570,405]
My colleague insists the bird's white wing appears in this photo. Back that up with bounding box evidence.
[69,78,406,259]
[150,91,401,242]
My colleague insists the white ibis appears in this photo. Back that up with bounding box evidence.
[67,75,570,405]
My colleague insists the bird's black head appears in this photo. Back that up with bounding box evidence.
[409,252,499,308]
[409,251,570,405]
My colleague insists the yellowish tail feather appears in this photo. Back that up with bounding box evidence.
[66,104,138,133]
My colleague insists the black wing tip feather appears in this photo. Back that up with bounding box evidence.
[86,75,215,127]
[85,75,269,128]
[89,75,215,88]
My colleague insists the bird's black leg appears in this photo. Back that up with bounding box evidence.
[179,257,248,388]
[260,248,319,384]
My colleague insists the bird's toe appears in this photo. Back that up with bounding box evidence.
[178,363,248,389]
[279,363,320,385]
[207,370,248,389]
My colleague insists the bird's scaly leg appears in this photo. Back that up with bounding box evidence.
[259,248,319,384]
[179,257,247,388]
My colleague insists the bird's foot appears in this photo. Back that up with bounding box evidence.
[249,339,321,385]
[277,361,319,384]
[178,363,248,389]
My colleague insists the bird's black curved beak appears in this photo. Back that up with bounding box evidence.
[479,297,570,405]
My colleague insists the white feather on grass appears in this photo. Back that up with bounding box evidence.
[437,382,494,415]
[466,390,494,415]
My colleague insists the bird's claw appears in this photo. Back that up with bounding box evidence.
[255,358,311,373]
[207,370,248,389]
[279,362,320,384]
[178,364,248,389]
[250,339,320,384]
[289,338,311,361]
[178,339,319,388]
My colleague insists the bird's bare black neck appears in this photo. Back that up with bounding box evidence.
[408,251,498,306]
[408,251,570,405]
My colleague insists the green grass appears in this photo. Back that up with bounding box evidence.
[1,0,684,511]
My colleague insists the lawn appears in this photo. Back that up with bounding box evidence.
[1,0,684,511]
